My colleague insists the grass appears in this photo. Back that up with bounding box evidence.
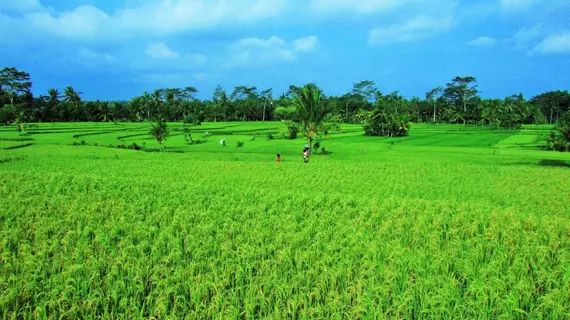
[1,122,570,319]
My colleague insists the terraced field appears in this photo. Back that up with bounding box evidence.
[1,122,569,319]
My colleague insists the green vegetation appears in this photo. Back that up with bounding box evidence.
[2,67,570,146]
[1,122,570,318]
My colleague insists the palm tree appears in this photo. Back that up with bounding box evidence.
[291,83,331,154]
[47,88,61,105]
[63,86,81,102]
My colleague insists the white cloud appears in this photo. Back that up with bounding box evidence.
[309,0,407,14]
[293,36,320,53]
[229,36,294,66]
[23,5,110,40]
[368,14,455,45]
[226,35,319,68]
[145,42,180,59]
[468,36,497,47]
[16,0,287,40]
[513,24,543,44]
[531,32,570,55]
[78,48,116,62]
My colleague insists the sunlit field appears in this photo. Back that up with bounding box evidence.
[1,122,569,319]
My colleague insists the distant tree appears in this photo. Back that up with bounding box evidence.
[63,86,81,103]
[231,85,258,121]
[545,111,570,152]
[47,88,61,106]
[352,80,378,103]
[359,104,410,137]
[0,67,32,108]
[443,76,479,124]
[212,85,230,121]
[260,88,273,122]
[149,119,169,149]
[426,87,443,123]
[291,83,331,153]
[530,90,570,124]
[557,111,570,143]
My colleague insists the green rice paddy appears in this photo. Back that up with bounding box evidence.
[1,122,569,319]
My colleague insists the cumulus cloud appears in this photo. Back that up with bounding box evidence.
[468,37,497,47]
[226,35,319,67]
[14,0,286,40]
[513,24,544,45]
[368,14,455,45]
[531,32,570,55]
[293,36,320,53]
[145,43,180,59]
[229,36,294,66]
[23,5,111,40]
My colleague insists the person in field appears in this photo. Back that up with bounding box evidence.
[277,154,281,163]
[303,148,309,163]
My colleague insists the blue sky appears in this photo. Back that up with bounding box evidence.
[1,0,569,100]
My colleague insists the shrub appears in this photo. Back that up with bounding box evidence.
[183,113,201,125]
[130,143,142,150]
[267,134,274,140]
[284,121,298,139]
[237,141,244,148]
[545,111,570,152]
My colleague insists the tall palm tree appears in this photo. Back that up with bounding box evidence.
[291,83,330,154]
[47,88,61,105]
[63,86,81,102]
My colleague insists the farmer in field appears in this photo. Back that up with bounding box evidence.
[277,154,281,163]
[303,148,309,163]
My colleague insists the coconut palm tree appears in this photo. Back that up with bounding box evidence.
[291,83,331,154]
[63,86,81,102]
[47,88,61,105]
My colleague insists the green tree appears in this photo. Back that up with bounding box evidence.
[260,88,273,122]
[443,76,479,124]
[530,90,570,124]
[212,85,229,121]
[426,87,442,123]
[557,111,570,143]
[352,80,378,104]
[149,119,170,149]
[0,67,32,108]
[360,104,410,137]
[291,83,331,153]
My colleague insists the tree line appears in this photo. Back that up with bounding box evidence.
[1,66,570,151]
[2,66,569,126]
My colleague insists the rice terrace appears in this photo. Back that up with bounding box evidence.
[2,1,570,318]
[2,93,570,318]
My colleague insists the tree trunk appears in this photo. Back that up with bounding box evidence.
[550,108,553,124]
[433,101,436,123]
[262,100,266,122]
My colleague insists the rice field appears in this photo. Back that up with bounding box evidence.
[1,122,570,319]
